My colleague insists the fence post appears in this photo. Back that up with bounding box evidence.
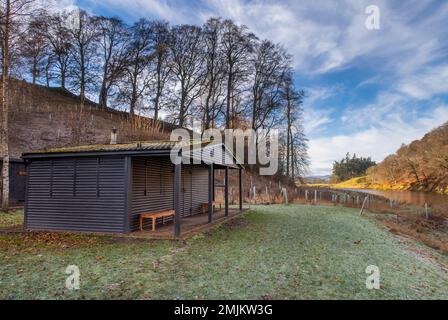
[281,187,288,204]
[314,190,317,203]
[305,190,308,201]
[359,196,369,215]
[425,203,429,219]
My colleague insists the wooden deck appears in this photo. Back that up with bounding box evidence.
[130,208,246,240]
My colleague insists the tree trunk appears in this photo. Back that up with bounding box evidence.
[226,67,232,129]
[1,0,11,212]
[290,127,295,182]
[286,93,291,178]
[153,56,163,121]
[61,67,66,89]
[45,58,50,87]
[32,57,37,85]
[99,83,108,108]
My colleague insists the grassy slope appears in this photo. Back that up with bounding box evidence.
[332,176,410,191]
[0,205,447,299]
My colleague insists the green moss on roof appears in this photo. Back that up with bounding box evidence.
[23,140,212,156]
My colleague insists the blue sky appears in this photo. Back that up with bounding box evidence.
[60,0,448,175]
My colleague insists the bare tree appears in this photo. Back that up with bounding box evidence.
[0,0,36,211]
[147,20,171,120]
[119,18,153,115]
[44,11,72,89]
[221,20,255,128]
[201,18,226,130]
[169,24,204,126]
[250,40,289,132]
[282,73,308,181]
[66,9,99,102]
[19,12,49,84]
[95,16,129,108]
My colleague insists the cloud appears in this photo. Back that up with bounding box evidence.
[302,86,339,135]
[308,102,448,175]
[74,0,448,78]
[397,64,448,100]
[68,0,448,176]
[76,0,196,23]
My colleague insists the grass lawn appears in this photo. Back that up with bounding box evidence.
[0,204,447,299]
[0,209,24,229]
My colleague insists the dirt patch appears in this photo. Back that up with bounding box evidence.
[390,232,448,276]
[0,232,104,253]
[104,236,157,245]
[222,216,250,231]
[375,213,448,255]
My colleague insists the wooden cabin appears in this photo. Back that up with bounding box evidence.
[21,140,243,237]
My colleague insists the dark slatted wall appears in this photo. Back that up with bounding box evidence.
[130,157,209,231]
[130,157,175,231]
[25,156,126,233]
[191,166,208,215]
[182,166,192,216]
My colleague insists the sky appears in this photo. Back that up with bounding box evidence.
[60,0,448,176]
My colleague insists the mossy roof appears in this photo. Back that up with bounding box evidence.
[22,140,212,157]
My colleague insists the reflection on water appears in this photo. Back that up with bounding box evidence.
[338,188,448,207]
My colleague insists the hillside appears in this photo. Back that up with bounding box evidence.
[366,122,448,193]
[4,80,178,159]
[2,80,297,204]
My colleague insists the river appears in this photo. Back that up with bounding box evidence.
[338,188,448,207]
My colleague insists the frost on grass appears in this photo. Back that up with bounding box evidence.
[0,204,447,299]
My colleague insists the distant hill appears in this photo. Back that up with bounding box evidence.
[303,175,331,184]
[366,122,448,194]
[4,80,179,158]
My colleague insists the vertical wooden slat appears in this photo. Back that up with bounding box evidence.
[239,168,243,211]
[174,161,182,238]
[96,158,100,197]
[124,156,132,234]
[73,159,77,196]
[212,166,215,201]
[49,159,53,198]
[208,163,213,223]
[225,166,229,216]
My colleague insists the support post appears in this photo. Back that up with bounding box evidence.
[225,167,229,216]
[212,166,215,201]
[239,168,243,211]
[208,164,214,223]
[174,161,182,238]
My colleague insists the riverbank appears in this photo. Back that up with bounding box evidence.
[306,176,448,195]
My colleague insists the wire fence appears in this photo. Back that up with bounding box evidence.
[295,187,448,228]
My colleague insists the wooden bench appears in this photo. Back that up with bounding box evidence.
[139,210,175,231]
[202,201,222,214]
